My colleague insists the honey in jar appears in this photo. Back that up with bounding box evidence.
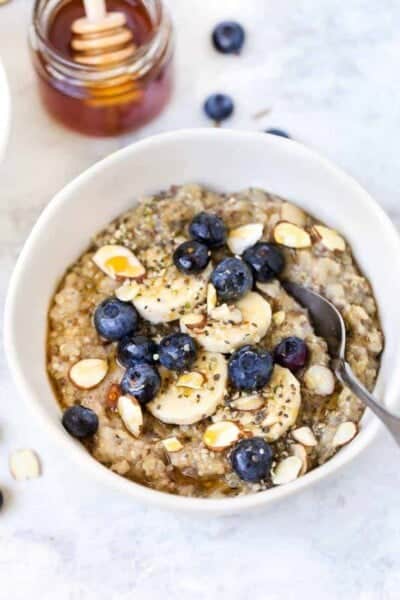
[30,0,174,136]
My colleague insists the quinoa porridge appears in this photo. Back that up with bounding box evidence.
[47,184,383,497]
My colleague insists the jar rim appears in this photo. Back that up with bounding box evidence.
[31,0,171,79]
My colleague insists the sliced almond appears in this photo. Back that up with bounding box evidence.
[209,303,243,324]
[273,222,311,249]
[176,371,205,390]
[332,421,357,447]
[291,444,308,475]
[227,223,264,255]
[162,437,184,453]
[180,312,207,331]
[69,358,108,390]
[207,283,217,313]
[281,202,307,227]
[9,449,41,481]
[115,280,140,301]
[203,421,241,451]
[312,225,346,252]
[117,395,143,437]
[304,365,335,396]
[272,310,286,326]
[292,426,317,447]
[272,455,302,485]
[93,245,146,280]
[230,394,264,411]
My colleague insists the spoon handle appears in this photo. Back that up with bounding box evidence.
[334,359,400,446]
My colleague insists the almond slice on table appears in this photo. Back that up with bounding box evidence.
[272,455,302,485]
[227,223,264,255]
[207,283,217,313]
[230,394,264,412]
[311,225,346,252]
[176,371,205,390]
[9,449,41,481]
[117,395,143,437]
[273,222,311,249]
[93,245,146,280]
[291,426,317,447]
[162,437,184,453]
[332,421,357,447]
[304,365,335,396]
[203,421,241,451]
[69,358,108,390]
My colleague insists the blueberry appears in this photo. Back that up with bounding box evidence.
[211,257,253,302]
[189,212,227,248]
[265,128,291,139]
[204,94,234,122]
[117,335,158,368]
[230,437,273,482]
[121,363,161,405]
[212,21,245,54]
[62,405,99,439]
[243,242,285,283]
[159,333,197,372]
[94,297,138,341]
[274,336,308,371]
[228,345,273,391]
[173,240,210,274]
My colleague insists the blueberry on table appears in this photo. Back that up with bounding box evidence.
[204,94,234,122]
[212,21,245,54]
[94,297,138,341]
[121,363,161,405]
[230,437,273,482]
[159,333,197,372]
[211,257,253,302]
[117,335,158,368]
[274,336,308,371]
[228,345,273,391]
[242,242,285,282]
[189,212,227,248]
[265,128,291,139]
[62,405,99,439]
[173,240,210,274]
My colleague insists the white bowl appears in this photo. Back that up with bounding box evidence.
[5,129,400,515]
[0,59,11,161]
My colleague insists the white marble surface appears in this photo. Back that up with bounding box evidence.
[1,1,400,598]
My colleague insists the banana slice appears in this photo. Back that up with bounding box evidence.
[116,263,212,324]
[147,352,227,425]
[180,291,271,353]
[262,365,301,441]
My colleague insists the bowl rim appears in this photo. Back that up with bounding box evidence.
[5,128,397,514]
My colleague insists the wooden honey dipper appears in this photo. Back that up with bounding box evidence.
[71,0,136,66]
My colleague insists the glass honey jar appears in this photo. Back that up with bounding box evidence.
[30,0,174,136]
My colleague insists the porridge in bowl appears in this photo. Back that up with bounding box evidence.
[47,184,383,497]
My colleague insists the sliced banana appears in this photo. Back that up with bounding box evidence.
[180,291,271,353]
[147,352,227,425]
[93,245,146,280]
[262,365,301,441]
[118,263,212,324]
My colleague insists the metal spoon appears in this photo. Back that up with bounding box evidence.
[282,280,400,445]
